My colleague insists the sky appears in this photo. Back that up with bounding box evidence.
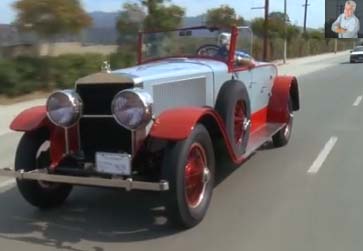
[0,0,326,28]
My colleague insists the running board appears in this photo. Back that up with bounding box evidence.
[244,123,285,157]
[0,168,169,191]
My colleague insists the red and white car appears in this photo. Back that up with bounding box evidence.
[0,26,300,228]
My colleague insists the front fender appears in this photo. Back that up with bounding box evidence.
[149,107,246,164]
[268,76,300,123]
[150,107,211,140]
[10,105,79,169]
[10,106,50,132]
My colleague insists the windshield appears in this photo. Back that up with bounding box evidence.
[140,27,232,63]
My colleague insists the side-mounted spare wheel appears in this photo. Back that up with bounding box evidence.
[162,124,215,228]
[215,80,251,157]
[15,129,73,209]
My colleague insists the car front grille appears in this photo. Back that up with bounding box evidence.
[76,83,133,115]
[79,117,131,161]
[76,83,133,160]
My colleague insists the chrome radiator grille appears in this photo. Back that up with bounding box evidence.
[152,77,206,115]
[76,83,133,115]
[76,83,133,160]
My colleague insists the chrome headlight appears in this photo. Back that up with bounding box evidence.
[111,88,153,130]
[46,90,83,128]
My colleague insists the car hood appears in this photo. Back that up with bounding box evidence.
[112,58,227,84]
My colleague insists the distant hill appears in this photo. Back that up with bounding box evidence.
[89,11,120,28]
[0,12,208,46]
[88,11,205,28]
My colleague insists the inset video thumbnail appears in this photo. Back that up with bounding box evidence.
[325,0,362,38]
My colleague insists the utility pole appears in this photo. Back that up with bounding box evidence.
[283,0,287,64]
[303,0,309,34]
[251,0,269,61]
[263,0,269,61]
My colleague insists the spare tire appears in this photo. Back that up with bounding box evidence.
[215,80,251,157]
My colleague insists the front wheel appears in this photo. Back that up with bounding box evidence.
[162,124,215,228]
[15,129,73,209]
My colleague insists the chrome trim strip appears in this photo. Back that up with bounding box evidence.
[131,131,137,158]
[65,128,70,154]
[77,123,81,151]
[0,168,169,191]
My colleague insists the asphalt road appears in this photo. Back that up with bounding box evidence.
[0,53,362,251]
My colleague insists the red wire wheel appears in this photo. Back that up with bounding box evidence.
[234,100,245,145]
[184,143,210,208]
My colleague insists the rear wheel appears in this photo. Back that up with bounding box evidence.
[162,124,215,228]
[272,98,294,147]
[15,129,72,209]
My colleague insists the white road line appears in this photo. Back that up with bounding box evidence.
[353,96,363,106]
[0,179,16,190]
[308,137,338,174]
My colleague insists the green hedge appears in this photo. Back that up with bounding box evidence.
[0,41,352,97]
[0,52,136,97]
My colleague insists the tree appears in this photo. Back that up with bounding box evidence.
[13,0,91,54]
[269,11,289,23]
[206,5,245,27]
[14,0,91,37]
[117,0,185,38]
[251,12,299,40]
[116,3,145,46]
[250,18,265,38]
[141,0,185,31]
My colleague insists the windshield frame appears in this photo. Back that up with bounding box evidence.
[137,26,239,70]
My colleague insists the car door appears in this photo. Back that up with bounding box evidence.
[232,28,260,115]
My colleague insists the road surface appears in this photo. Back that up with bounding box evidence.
[0,51,362,251]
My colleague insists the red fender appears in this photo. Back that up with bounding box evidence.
[10,105,79,168]
[150,106,246,164]
[267,76,300,124]
[10,106,50,132]
[150,107,210,141]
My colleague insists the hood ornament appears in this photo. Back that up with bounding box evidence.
[101,61,111,73]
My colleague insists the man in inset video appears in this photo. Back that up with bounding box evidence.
[332,0,360,38]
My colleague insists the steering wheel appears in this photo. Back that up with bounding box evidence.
[196,44,221,57]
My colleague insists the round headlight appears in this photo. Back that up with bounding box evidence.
[46,90,82,128]
[111,88,153,130]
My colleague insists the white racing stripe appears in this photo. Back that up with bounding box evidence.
[353,96,363,107]
[308,137,338,174]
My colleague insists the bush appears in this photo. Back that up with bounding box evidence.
[0,60,20,96]
[0,38,354,97]
[109,51,137,69]
[0,57,49,97]
[51,53,105,89]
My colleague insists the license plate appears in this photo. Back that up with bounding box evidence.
[96,152,131,176]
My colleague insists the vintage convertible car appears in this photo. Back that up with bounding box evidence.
[0,26,300,228]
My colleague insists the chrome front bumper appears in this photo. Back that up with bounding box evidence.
[0,168,169,192]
